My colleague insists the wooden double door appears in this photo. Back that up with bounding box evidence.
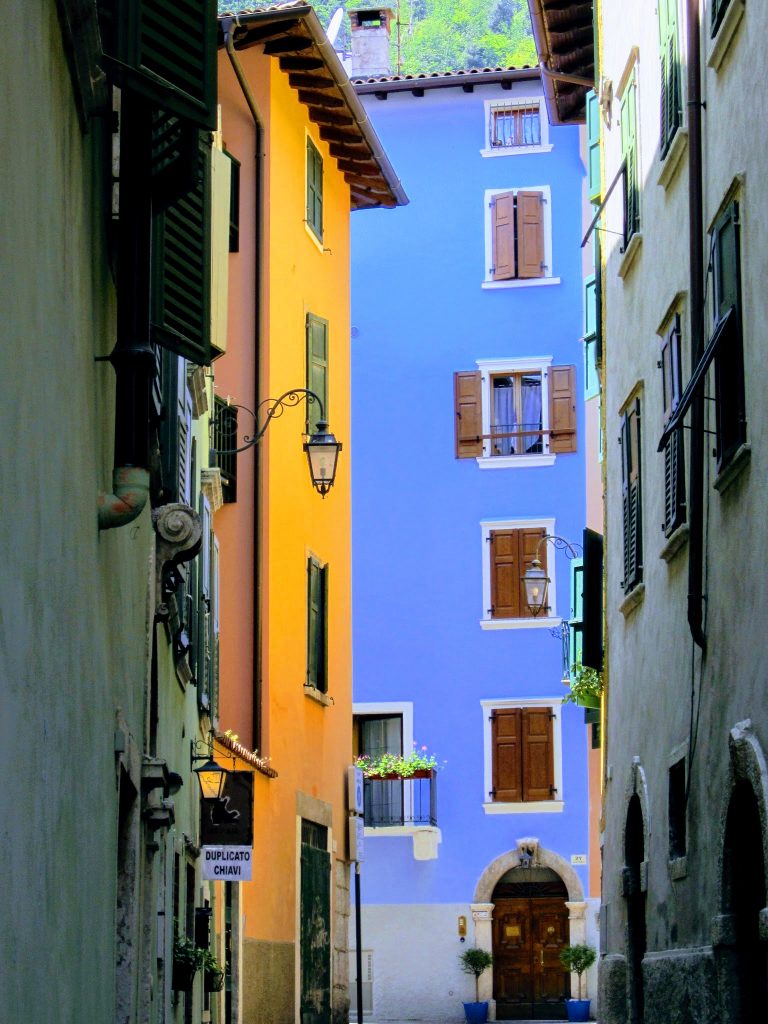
[493,897,569,1020]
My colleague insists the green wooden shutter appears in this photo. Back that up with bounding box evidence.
[586,89,601,203]
[491,709,522,802]
[99,0,217,130]
[307,558,327,692]
[621,401,643,592]
[659,0,681,158]
[569,558,584,680]
[581,528,604,672]
[306,138,323,240]
[306,315,329,433]
[620,76,640,243]
[584,275,599,400]
[151,133,212,365]
[712,202,746,467]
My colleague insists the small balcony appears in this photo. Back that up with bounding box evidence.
[488,422,544,457]
[363,771,441,859]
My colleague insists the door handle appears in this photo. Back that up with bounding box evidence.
[539,945,544,967]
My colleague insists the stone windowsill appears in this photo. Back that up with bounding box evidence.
[304,685,334,707]
[476,454,556,470]
[619,582,645,618]
[657,128,688,191]
[480,615,561,631]
[618,232,643,280]
[660,522,689,563]
[669,855,688,881]
[482,276,561,291]
[483,800,564,815]
[480,143,554,158]
[714,443,751,495]
[708,0,746,73]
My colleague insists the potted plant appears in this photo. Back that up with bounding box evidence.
[200,948,225,993]
[172,935,201,993]
[459,947,494,1024]
[564,664,603,710]
[559,944,597,1022]
[354,744,442,780]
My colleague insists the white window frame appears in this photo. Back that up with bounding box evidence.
[482,185,558,288]
[480,95,552,157]
[481,697,565,814]
[480,516,560,630]
[475,356,556,469]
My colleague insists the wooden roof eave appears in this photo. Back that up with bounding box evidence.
[526,0,594,125]
[219,6,408,211]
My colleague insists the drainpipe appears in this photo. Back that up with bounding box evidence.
[98,91,153,530]
[686,0,706,649]
[222,20,265,748]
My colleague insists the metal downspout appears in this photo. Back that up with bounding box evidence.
[98,91,153,530]
[222,20,265,748]
[686,0,706,649]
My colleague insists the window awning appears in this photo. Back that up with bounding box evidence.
[657,307,734,451]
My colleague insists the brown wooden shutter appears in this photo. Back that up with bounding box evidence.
[516,190,545,279]
[492,709,522,802]
[518,527,547,618]
[548,365,577,453]
[490,530,520,619]
[491,191,516,281]
[454,371,483,458]
[521,707,555,801]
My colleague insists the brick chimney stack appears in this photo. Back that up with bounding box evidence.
[349,8,394,78]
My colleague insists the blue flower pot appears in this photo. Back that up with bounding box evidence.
[463,1001,489,1024]
[565,998,591,1022]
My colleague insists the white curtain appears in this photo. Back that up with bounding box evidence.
[493,383,515,455]
[521,376,542,452]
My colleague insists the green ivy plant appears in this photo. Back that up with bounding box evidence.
[563,663,604,706]
[173,935,202,970]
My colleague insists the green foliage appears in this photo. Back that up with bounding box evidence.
[459,947,494,1002]
[218,0,536,73]
[559,944,596,1000]
[173,935,202,969]
[563,663,604,706]
[355,744,441,777]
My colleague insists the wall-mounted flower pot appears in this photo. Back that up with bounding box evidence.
[204,968,225,993]
[172,961,197,992]
[463,1000,489,1024]
[366,769,434,780]
[565,997,591,1021]
[574,693,600,709]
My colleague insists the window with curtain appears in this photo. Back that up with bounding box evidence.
[491,373,543,455]
[358,715,403,827]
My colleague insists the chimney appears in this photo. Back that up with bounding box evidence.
[349,7,394,78]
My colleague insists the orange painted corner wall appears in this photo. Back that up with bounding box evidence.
[217,47,353,946]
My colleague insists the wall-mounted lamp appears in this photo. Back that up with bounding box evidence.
[212,389,342,498]
[521,534,582,618]
[458,915,467,942]
[191,741,229,800]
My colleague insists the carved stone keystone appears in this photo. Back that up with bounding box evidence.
[152,503,203,622]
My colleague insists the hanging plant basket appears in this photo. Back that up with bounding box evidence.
[205,968,225,993]
[574,693,601,709]
[172,960,197,993]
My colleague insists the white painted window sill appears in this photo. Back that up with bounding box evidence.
[619,582,645,618]
[480,144,553,158]
[363,825,442,860]
[304,220,325,253]
[714,443,751,494]
[476,454,556,470]
[617,233,642,279]
[660,523,689,563]
[480,616,561,631]
[657,129,688,191]
[304,685,334,707]
[483,801,564,815]
[482,276,560,290]
[708,0,745,72]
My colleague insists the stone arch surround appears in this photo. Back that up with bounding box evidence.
[470,841,588,1012]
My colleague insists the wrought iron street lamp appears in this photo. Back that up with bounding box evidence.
[521,534,582,617]
[212,389,342,497]
[191,742,228,800]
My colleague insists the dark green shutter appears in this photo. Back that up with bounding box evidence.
[100,0,217,130]
[582,528,604,671]
[306,138,323,240]
[621,77,640,244]
[151,133,212,365]
[300,831,331,1024]
[586,89,601,203]
[659,0,681,158]
[712,203,746,467]
[307,558,327,692]
[306,315,328,433]
[621,401,643,593]
[569,558,584,680]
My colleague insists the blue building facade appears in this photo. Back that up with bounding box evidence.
[350,61,595,1023]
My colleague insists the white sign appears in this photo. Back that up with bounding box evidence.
[348,766,364,816]
[571,854,587,865]
[202,845,253,881]
[348,814,365,863]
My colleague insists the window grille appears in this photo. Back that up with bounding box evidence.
[489,100,541,148]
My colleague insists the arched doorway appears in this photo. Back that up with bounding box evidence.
[491,866,569,1020]
[721,780,768,1021]
[625,794,646,1024]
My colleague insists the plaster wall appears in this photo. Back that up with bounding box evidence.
[0,3,150,1019]
[597,1,768,1019]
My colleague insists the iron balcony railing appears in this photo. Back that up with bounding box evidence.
[363,771,437,828]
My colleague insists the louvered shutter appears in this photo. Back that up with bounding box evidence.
[621,402,643,591]
[491,191,516,281]
[307,558,328,691]
[548,365,577,453]
[453,371,483,458]
[569,557,584,673]
[586,90,601,203]
[584,275,599,399]
[621,78,640,241]
[306,314,329,433]
[99,0,217,130]
[490,530,520,619]
[661,316,685,536]
[659,0,681,158]
[516,191,545,279]
[492,709,522,802]
[519,527,547,618]
[151,133,212,365]
[178,359,193,504]
[522,708,555,801]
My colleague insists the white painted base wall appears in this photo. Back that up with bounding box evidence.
[349,899,601,1021]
